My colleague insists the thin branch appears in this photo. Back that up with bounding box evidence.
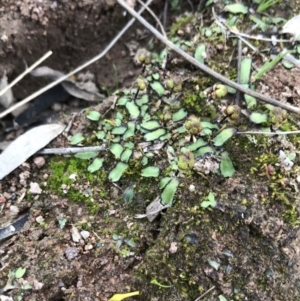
[0,51,52,97]
[213,8,267,61]
[237,130,300,135]
[137,0,166,37]
[228,32,290,43]
[194,286,215,301]
[37,145,106,155]
[116,0,300,114]
[235,39,242,105]
[136,0,168,69]
[0,0,153,119]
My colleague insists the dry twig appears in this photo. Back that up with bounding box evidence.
[116,0,300,114]
[0,51,52,98]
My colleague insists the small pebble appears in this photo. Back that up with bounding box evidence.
[71,226,81,243]
[84,244,93,251]
[3,192,11,199]
[0,194,6,203]
[169,242,178,254]
[36,216,44,224]
[10,205,19,215]
[33,156,46,168]
[19,171,30,186]
[189,184,195,192]
[30,182,42,194]
[65,246,78,260]
[80,230,90,240]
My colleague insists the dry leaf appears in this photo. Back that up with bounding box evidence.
[0,124,65,180]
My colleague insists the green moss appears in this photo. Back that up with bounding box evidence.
[47,156,104,214]
[182,91,202,114]
[169,14,195,37]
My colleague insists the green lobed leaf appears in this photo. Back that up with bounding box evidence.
[140,104,148,117]
[109,162,128,182]
[111,126,127,135]
[123,121,136,139]
[15,267,26,279]
[282,60,294,69]
[88,158,104,173]
[161,177,179,206]
[141,157,148,165]
[100,119,113,130]
[96,131,106,140]
[187,138,207,151]
[109,143,124,159]
[22,284,32,290]
[141,166,160,177]
[159,177,172,189]
[240,57,252,85]
[120,148,133,163]
[124,185,134,203]
[136,94,149,106]
[249,15,267,31]
[201,192,217,208]
[159,133,171,141]
[140,120,161,130]
[201,121,219,130]
[244,94,257,108]
[70,133,84,145]
[124,238,136,248]
[208,259,220,270]
[124,141,134,149]
[224,3,248,14]
[75,152,98,160]
[172,108,188,122]
[125,101,140,119]
[114,118,122,127]
[144,128,166,141]
[176,126,187,133]
[152,73,160,80]
[220,151,235,177]
[86,110,101,121]
[117,96,128,106]
[193,145,214,158]
[116,112,123,120]
[194,44,206,64]
[226,85,236,94]
[150,81,165,96]
[213,128,236,147]
[111,136,121,143]
[249,112,268,124]
[204,28,213,37]
[218,295,228,301]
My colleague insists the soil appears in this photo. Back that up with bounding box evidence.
[0,0,171,99]
[1,1,300,301]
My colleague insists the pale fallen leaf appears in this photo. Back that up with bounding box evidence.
[0,124,65,180]
[31,66,104,101]
[0,73,14,108]
[282,15,300,42]
[0,295,14,301]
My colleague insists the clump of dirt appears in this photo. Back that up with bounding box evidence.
[257,66,300,108]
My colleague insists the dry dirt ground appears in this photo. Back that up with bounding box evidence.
[1,1,300,301]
